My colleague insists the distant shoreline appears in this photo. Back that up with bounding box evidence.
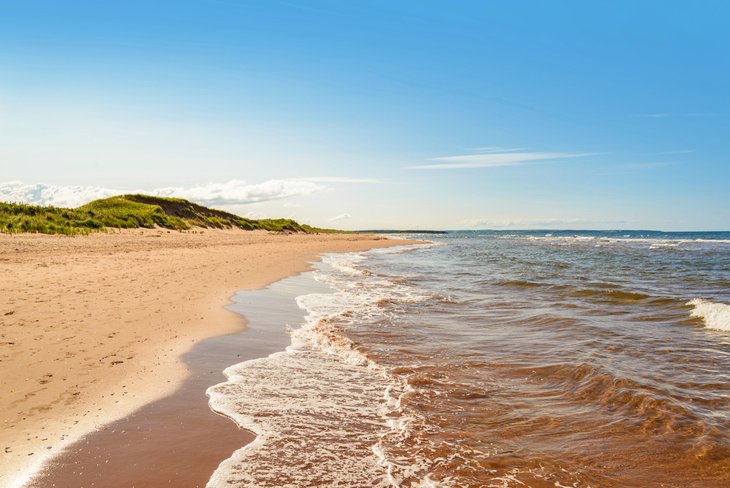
[365,229,730,235]
[359,229,449,234]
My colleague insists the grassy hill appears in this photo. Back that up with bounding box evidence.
[0,194,333,235]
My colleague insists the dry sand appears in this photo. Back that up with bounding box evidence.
[0,229,414,487]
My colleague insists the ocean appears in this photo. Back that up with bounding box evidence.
[208,231,730,487]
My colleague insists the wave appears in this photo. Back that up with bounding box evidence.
[519,362,710,435]
[205,236,730,487]
[502,234,730,249]
[495,279,545,288]
[369,241,439,254]
[495,279,675,305]
[206,347,393,487]
[649,242,680,249]
[569,288,653,301]
[687,298,730,331]
[206,243,439,487]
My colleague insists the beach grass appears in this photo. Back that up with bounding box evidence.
[0,195,337,235]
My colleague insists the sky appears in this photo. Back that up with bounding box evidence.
[1,0,728,230]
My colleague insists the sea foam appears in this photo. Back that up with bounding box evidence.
[687,298,730,331]
[206,245,435,487]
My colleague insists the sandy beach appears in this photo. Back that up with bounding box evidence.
[0,229,413,487]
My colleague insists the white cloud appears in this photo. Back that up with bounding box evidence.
[328,213,352,222]
[153,179,325,206]
[410,150,594,170]
[282,201,303,208]
[0,179,328,208]
[0,181,119,208]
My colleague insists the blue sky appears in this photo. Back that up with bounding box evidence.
[1,0,728,230]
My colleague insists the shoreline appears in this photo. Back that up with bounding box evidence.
[0,229,419,487]
[27,270,318,487]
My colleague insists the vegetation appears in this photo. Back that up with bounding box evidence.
[0,194,336,235]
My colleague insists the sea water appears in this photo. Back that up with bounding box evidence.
[208,231,730,487]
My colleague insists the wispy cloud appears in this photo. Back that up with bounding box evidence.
[0,179,329,208]
[410,149,595,170]
[328,213,352,222]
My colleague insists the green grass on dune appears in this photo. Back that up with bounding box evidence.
[79,196,191,230]
[0,194,338,235]
[0,202,103,235]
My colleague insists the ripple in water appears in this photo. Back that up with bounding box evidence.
[208,232,730,487]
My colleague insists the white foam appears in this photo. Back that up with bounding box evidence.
[368,242,439,254]
[693,238,730,244]
[687,298,730,331]
[511,234,730,249]
[206,242,437,487]
[206,348,393,487]
[650,242,680,249]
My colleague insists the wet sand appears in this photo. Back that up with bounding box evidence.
[0,229,415,487]
[28,272,318,487]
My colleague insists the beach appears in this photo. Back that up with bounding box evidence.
[195,232,727,486]
[0,229,414,487]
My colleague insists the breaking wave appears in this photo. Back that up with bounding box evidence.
[688,298,730,331]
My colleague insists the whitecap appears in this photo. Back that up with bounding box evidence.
[687,298,730,331]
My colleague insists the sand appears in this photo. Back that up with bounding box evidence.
[0,229,415,487]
